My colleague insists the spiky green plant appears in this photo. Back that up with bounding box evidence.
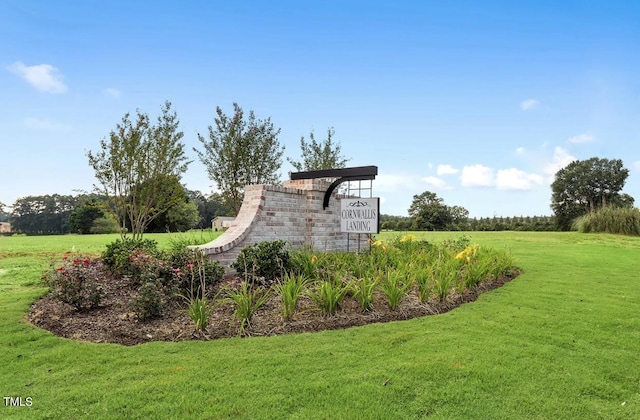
[350,273,378,312]
[226,281,271,334]
[432,253,459,302]
[277,272,309,321]
[307,277,348,316]
[415,265,433,304]
[380,270,412,310]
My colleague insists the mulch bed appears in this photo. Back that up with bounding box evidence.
[29,272,520,346]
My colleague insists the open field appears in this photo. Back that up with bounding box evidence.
[1,231,639,419]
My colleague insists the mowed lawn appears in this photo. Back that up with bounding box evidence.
[1,231,639,419]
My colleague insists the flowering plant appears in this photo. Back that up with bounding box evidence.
[41,252,104,310]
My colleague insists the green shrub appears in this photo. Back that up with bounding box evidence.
[41,254,104,310]
[89,216,120,234]
[102,237,159,275]
[572,207,640,235]
[128,249,176,288]
[132,279,168,319]
[441,235,471,252]
[231,240,290,286]
[166,247,224,291]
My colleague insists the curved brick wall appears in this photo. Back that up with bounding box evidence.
[195,179,365,268]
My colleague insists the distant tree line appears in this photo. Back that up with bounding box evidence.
[381,213,556,232]
[7,190,232,235]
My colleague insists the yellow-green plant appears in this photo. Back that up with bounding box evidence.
[277,272,309,321]
[415,265,433,304]
[350,273,378,312]
[307,277,348,316]
[380,270,412,310]
[489,247,515,279]
[289,247,319,280]
[432,252,459,302]
[227,281,271,334]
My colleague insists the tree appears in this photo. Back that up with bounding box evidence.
[551,157,633,230]
[287,127,350,171]
[186,190,233,229]
[0,201,9,223]
[87,101,189,239]
[68,196,107,234]
[10,195,77,234]
[195,103,284,214]
[408,191,452,231]
[145,183,200,233]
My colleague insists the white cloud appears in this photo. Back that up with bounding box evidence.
[543,146,576,181]
[23,117,73,132]
[461,164,494,187]
[520,99,540,111]
[422,176,451,190]
[6,61,67,93]
[375,172,423,192]
[568,133,594,143]
[633,161,640,171]
[103,87,121,98]
[436,164,459,175]
[516,147,525,155]
[496,168,544,191]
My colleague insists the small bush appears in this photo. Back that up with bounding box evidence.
[102,237,159,275]
[41,254,104,310]
[441,235,471,252]
[573,207,640,235]
[231,240,290,286]
[132,279,168,319]
[89,216,120,234]
[166,247,224,291]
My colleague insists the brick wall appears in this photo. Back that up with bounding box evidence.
[195,179,368,268]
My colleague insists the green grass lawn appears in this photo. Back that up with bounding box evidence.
[1,231,639,419]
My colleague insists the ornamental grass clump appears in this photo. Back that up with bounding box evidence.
[572,206,640,235]
[308,277,348,316]
[380,269,413,310]
[350,273,378,312]
[226,281,271,335]
[456,244,491,289]
[277,272,309,321]
[432,252,459,302]
[289,248,320,280]
[414,265,433,304]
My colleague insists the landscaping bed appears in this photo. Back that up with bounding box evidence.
[30,236,520,346]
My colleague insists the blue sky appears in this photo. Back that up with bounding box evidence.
[2,0,639,217]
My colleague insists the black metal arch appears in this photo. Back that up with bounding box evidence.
[290,165,378,209]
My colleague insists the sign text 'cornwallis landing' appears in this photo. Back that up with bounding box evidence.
[340,198,380,234]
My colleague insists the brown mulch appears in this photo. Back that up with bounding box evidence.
[29,272,520,346]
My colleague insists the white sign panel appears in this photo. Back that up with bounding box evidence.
[340,198,380,233]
